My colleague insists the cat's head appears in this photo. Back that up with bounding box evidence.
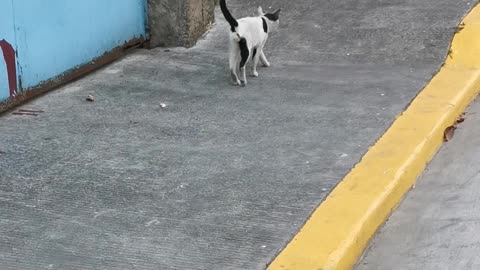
[258,6,281,31]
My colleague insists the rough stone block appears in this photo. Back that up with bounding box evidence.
[148,0,215,48]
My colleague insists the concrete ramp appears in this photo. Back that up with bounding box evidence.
[0,0,473,269]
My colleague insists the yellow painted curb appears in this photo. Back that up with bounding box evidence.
[267,5,480,270]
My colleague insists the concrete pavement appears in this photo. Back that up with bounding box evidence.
[356,98,480,270]
[0,0,474,269]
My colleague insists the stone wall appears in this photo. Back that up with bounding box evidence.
[148,0,215,48]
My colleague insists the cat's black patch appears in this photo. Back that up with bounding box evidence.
[252,48,257,59]
[264,9,281,22]
[262,17,268,33]
[239,38,249,68]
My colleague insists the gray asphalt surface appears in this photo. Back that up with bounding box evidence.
[0,0,474,269]
[356,98,480,270]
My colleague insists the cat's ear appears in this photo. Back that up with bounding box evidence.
[257,6,264,16]
[273,9,281,18]
[265,9,281,22]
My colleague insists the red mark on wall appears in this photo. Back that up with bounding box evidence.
[0,39,18,97]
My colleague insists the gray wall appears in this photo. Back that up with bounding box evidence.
[148,0,215,48]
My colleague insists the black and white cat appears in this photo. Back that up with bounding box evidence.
[220,0,281,86]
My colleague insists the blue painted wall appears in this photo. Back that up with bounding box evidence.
[0,0,17,101]
[1,0,147,101]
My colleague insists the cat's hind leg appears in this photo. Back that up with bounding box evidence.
[238,39,250,87]
[240,65,248,87]
[239,56,249,87]
[230,69,241,85]
[229,48,241,85]
[251,48,260,77]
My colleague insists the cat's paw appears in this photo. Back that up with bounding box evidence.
[232,79,242,86]
[240,80,247,87]
[262,61,270,67]
[250,71,259,77]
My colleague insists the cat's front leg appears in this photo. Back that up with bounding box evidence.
[260,51,271,67]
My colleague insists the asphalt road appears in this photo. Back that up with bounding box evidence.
[357,98,480,270]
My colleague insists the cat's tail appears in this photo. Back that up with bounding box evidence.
[220,0,238,32]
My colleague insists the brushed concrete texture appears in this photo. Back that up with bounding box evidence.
[356,98,480,270]
[148,0,215,48]
[0,0,473,269]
